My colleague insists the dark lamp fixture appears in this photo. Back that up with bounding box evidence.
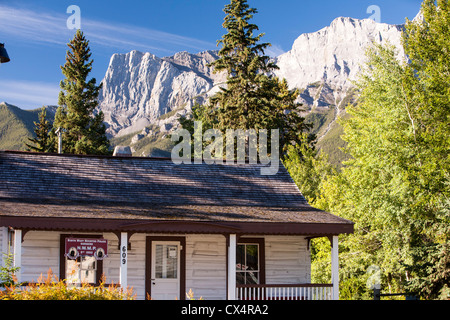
[0,43,10,63]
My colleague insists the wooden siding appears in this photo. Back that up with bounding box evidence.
[265,236,311,284]
[185,234,227,300]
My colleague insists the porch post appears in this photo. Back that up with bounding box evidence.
[227,234,236,300]
[331,235,339,300]
[13,229,22,283]
[120,232,128,290]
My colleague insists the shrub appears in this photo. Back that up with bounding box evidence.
[0,269,136,300]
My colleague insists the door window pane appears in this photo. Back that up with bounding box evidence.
[155,244,178,279]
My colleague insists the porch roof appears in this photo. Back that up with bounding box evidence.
[0,150,353,235]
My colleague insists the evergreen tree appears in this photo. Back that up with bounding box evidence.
[208,0,278,131]
[180,0,313,156]
[54,30,110,155]
[26,107,55,153]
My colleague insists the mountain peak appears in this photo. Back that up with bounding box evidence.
[275,14,404,92]
[99,49,218,137]
[97,13,406,139]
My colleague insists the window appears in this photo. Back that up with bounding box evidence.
[66,256,97,285]
[60,234,103,286]
[236,238,265,285]
[154,244,178,279]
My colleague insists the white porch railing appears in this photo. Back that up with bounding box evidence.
[236,284,333,300]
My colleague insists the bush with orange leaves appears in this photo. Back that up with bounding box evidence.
[0,269,136,300]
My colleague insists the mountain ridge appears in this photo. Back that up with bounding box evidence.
[1,14,409,164]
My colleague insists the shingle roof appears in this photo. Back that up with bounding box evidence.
[0,150,353,235]
[0,151,307,207]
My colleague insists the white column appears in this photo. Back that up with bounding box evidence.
[13,229,22,283]
[227,234,237,300]
[331,235,339,300]
[120,232,128,290]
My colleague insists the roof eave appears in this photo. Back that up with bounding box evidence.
[0,215,354,236]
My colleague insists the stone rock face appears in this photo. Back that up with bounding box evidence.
[98,50,224,137]
[97,16,406,138]
[274,17,404,110]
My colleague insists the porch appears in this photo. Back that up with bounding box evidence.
[2,227,341,300]
[227,234,340,300]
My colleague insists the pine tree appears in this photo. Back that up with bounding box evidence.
[54,30,110,155]
[180,0,313,156]
[26,107,55,153]
[208,0,278,131]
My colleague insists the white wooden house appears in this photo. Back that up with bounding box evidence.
[0,150,353,300]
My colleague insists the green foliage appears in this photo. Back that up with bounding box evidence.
[180,0,313,157]
[283,139,335,204]
[0,253,20,287]
[287,0,449,300]
[54,30,110,155]
[0,269,135,300]
[26,107,56,152]
[210,0,278,132]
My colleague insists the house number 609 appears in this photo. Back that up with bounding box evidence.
[122,245,127,265]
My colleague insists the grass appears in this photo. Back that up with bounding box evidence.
[0,103,43,150]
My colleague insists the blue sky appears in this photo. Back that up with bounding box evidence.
[0,0,422,109]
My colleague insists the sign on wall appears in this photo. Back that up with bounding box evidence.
[65,238,108,260]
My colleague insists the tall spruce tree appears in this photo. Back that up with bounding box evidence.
[54,30,110,155]
[26,107,55,153]
[208,0,278,131]
[180,0,313,156]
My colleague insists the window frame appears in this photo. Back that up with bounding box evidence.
[59,234,104,286]
[236,238,265,285]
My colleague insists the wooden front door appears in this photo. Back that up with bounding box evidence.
[146,236,186,300]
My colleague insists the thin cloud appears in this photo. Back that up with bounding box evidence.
[0,4,216,55]
[0,80,60,109]
[265,44,285,58]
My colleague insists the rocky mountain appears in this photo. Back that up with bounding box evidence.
[98,16,406,162]
[275,17,404,95]
[0,15,408,162]
[273,17,405,163]
[99,50,226,137]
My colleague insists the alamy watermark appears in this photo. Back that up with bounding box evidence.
[171,121,280,175]
[366,265,381,290]
[67,5,81,30]
[367,5,381,23]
